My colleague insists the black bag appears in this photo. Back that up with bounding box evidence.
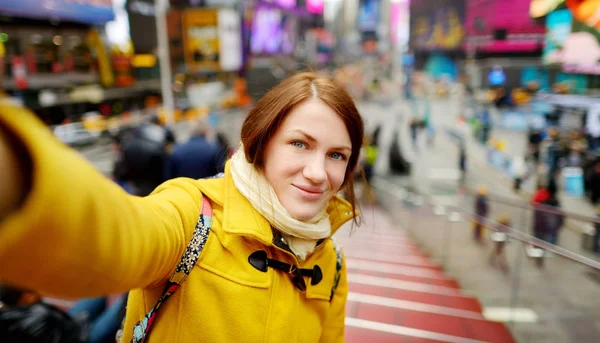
[0,302,87,343]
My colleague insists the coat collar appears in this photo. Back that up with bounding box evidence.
[196,161,357,246]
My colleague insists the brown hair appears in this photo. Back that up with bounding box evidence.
[241,71,364,222]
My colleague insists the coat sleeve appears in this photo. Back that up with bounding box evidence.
[0,103,201,299]
[320,253,348,343]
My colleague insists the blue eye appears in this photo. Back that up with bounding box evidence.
[330,152,347,161]
[291,141,306,149]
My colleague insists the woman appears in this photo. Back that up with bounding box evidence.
[0,72,364,342]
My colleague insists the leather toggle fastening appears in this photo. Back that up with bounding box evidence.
[248,250,322,291]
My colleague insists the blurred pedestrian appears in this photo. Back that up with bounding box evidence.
[594,205,600,253]
[532,182,551,205]
[488,215,510,272]
[215,131,234,160]
[150,115,176,152]
[0,285,86,343]
[542,192,564,245]
[541,127,563,185]
[473,186,489,243]
[589,162,600,204]
[112,118,174,196]
[164,120,223,180]
[410,118,420,152]
[511,156,528,192]
[459,144,467,184]
[527,127,543,164]
[68,295,128,343]
[532,183,550,241]
[358,131,379,205]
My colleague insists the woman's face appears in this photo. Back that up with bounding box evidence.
[263,99,352,221]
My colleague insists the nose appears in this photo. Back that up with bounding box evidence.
[303,153,327,184]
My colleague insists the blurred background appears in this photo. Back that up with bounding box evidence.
[4,0,600,342]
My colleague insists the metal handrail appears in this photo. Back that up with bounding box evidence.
[442,205,600,271]
[373,179,600,271]
[461,186,600,226]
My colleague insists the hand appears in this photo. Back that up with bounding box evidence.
[0,124,30,220]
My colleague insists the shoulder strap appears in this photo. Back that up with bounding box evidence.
[129,196,213,343]
[329,237,344,301]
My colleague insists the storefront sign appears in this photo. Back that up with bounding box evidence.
[183,9,220,71]
[128,0,158,54]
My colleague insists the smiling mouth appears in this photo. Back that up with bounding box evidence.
[293,185,325,195]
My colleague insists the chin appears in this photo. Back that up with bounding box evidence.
[287,203,325,221]
[289,211,319,222]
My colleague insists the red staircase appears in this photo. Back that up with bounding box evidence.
[337,209,515,343]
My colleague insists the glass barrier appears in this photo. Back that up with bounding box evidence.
[457,188,600,263]
[372,178,600,343]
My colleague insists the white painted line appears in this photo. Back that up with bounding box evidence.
[341,234,411,241]
[339,240,419,248]
[348,292,485,319]
[346,231,409,237]
[348,273,468,297]
[345,252,436,267]
[345,317,488,343]
[483,307,539,323]
[346,258,451,280]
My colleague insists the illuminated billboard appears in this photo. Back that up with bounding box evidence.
[410,0,465,51]
[464,0,545,53]
[0,0,115,25]
[544,2,600,74]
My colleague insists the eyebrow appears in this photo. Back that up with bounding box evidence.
[289,129,352,152]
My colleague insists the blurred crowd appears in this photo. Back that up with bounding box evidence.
[112,116,231,197]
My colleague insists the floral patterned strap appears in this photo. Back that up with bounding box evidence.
[329,237,344,301]
[129,196,213,343]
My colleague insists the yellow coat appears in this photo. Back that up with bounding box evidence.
[0,103,354,342]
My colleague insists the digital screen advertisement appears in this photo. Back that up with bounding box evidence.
[544,3,600,75]
[0,0,115,24]
[250,7,297,55]
[410,0,465,51]
[464,0,545,53]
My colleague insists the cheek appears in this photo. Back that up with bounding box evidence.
[264,149,301,185]
[327,163,348,190]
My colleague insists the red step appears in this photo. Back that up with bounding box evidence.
[338,212,515,343]
[341,243,429,257]
[348,301,514,343]
[349,282,482,313]
[345,322,443,343]
[350,269,460,289]
[345,253,442,270]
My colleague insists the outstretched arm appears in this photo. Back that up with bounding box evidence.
[0,104,202,299]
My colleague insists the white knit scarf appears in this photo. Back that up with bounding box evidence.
[229,147,331,261]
